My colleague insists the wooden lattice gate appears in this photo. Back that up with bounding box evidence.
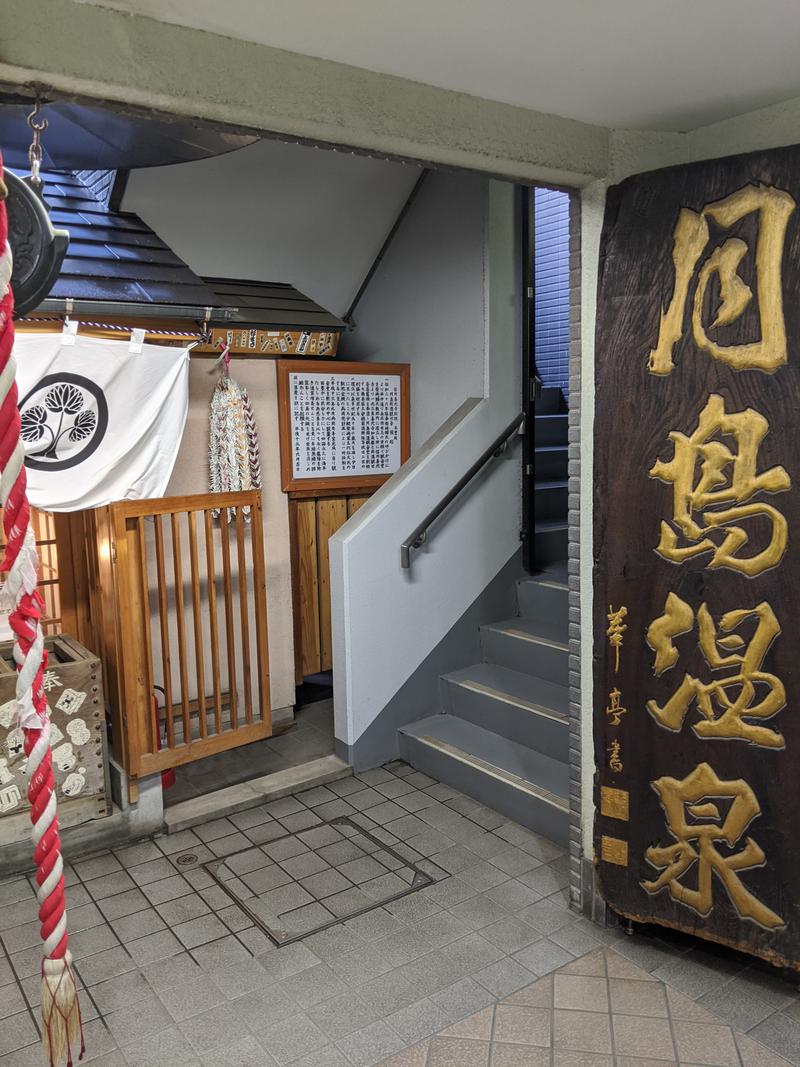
[87,491,271,778]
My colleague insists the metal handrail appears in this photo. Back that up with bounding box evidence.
[400,412,525,568]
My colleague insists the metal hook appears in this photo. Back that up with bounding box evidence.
[26,99,48,190]
[214,339,231,377]
[26,99,48,134]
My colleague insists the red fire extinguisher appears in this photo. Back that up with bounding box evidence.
[152,686,175,790]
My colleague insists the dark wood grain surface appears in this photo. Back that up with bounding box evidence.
[594,145,800,970]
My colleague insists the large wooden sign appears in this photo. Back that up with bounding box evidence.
[594,145,800,970]
[277,359,410,493]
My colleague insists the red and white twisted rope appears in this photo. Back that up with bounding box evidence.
[0,155,83,1065]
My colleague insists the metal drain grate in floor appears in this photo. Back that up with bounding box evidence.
[204,816,438,945]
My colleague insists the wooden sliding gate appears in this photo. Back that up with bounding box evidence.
[290,494,369,680]
[91,491,270,777]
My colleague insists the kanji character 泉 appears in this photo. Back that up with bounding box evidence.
[642,763,784,929]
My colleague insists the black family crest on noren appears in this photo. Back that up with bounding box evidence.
[19,373,109,471]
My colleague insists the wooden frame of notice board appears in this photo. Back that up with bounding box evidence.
[276,359,411,495]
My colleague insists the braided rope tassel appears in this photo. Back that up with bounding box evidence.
[0,156,83,1066]
[241,388,262,492]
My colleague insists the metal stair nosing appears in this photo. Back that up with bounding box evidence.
[441,670,568,762]
[480,621,568,684]
[516,574,568,623]
[398,717,569,845]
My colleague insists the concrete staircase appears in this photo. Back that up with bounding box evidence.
[398,393,570,846]
[531,385,568,566]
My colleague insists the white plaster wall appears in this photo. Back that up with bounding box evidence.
[342,171,488,448]
[122,138,420,317]
[330,180,521,747]
[578,180,607,856]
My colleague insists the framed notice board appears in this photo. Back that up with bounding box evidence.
[277,360,410,493]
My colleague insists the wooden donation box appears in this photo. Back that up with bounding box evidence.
[0,635,110,842]
[594,144,800,970]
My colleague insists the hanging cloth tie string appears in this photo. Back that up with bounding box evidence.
[208,346,262,520]
[0,155,84,1065]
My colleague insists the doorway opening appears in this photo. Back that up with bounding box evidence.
[522,184,572,577]
[5,95,496,822]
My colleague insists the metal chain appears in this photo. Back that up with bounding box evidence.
[26,100,48,190]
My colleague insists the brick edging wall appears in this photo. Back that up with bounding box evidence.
[567,189,584,912]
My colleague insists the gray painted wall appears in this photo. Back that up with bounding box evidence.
[343,170,489,448]
[122,138,420,318]
[337,547,525,770]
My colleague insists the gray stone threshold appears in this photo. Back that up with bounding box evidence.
[163,754,352,833]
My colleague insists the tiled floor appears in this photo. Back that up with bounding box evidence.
[165,699,335,806]
[1,758,799,1066]
[377,949,792,1066]
[209,816,435,943]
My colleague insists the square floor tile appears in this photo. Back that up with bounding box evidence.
[672,1019,745,1066]
[513,938,574,977]
[0,1010,38,1056]
[427,1036,489,1067]
[173,913,229,949]
[553,974,609,1013]
[259,1012,328,1065]
[489,1043,550,1066]
[553,1009,613,1054]
[309,992,379,1041]
[385,998,450,1044]
[281,963,348,1009]
[492,1005,551,1047]
[474,957,536,999]
[337,1020,404,1067]
[609,976,668,1017]
[612,1013,675,1060]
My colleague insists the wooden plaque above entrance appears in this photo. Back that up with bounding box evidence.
[277,359,411,494]
[593,145,800,971]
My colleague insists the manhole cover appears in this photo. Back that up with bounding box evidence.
[175,853,198,866]
[205,816,438,945]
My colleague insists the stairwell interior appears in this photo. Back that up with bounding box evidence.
[399,386,570,847]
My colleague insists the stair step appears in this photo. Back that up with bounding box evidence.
[534,414,568,447]
[398,715,568,845]
[534,386,564,415]
[480,617,568,684]
[534,480,568,522]
[442,663,568,761]
[540,560,568,583]
[533,521,567,567]
[516,572,568,624]
[534,445,568,481]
